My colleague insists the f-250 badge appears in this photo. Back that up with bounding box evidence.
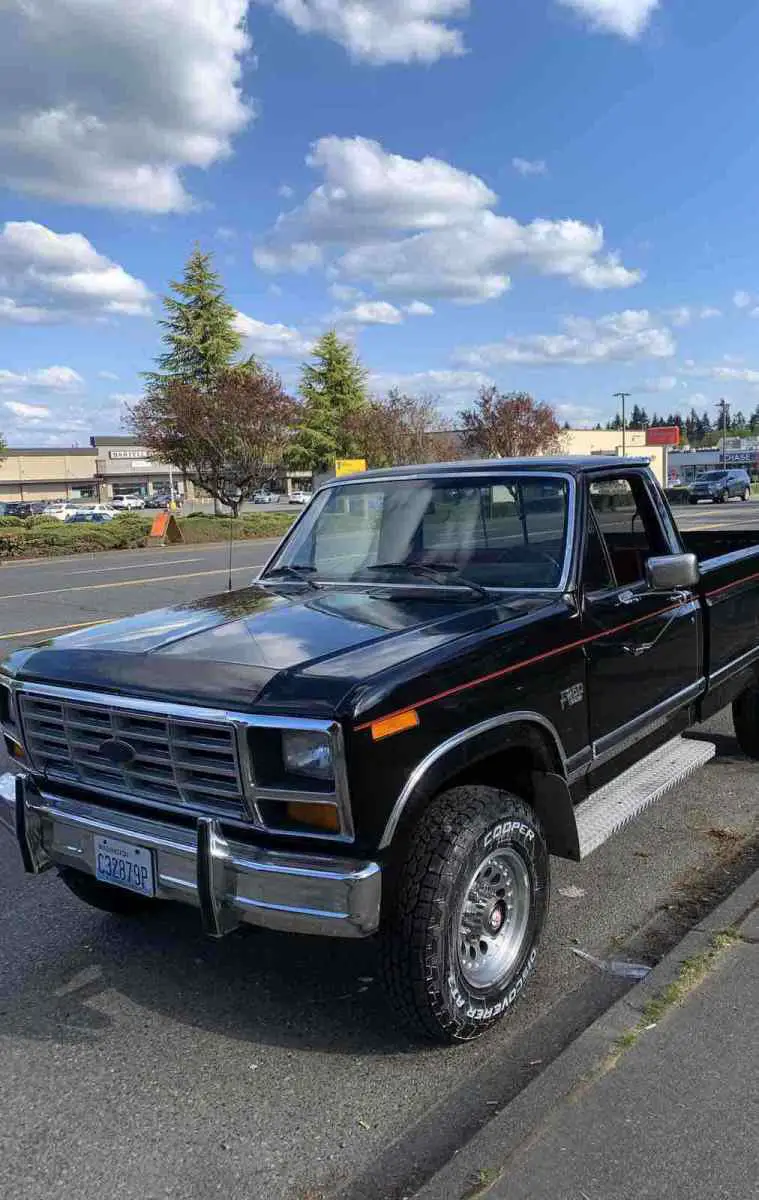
[560,683,584,710]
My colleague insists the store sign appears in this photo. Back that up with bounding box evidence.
[646,426,680,447]
[109,449,151,459]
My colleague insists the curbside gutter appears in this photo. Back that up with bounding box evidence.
[414,866,759,1200]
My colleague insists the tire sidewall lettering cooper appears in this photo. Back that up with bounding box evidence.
[444,817,544,1025]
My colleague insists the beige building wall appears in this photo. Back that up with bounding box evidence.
[0,450,98,501]
[559,429,666,485]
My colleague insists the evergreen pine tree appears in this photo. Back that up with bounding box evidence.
[288,331,368,471]
[144,246,242,392]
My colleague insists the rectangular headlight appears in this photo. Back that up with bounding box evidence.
[282,730,334,782]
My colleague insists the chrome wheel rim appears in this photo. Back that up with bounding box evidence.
[457,847,532,989]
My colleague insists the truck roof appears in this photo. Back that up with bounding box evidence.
[328,456,652,485]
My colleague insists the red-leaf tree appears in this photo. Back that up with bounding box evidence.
[128,366,299,516]
[347,389,452,467]
[459,387,564,459]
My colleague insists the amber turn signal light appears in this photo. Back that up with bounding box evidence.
[370,709,420,741]
[286,801,340,833]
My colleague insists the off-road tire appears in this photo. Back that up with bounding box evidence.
[732,685,759,759]
[380,787,550,1043]
[58,866,158,916]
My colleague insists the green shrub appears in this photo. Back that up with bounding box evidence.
[0,516,23,528]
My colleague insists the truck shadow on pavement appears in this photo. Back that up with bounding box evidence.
[0,894,419,1054]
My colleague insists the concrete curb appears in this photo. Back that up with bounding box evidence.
[414,866,759,1200]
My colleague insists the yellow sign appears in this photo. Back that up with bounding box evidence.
[335,458,367,477]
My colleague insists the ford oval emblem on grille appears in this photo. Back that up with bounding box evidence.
[99,738,136,767]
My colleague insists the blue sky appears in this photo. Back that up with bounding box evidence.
[2,0,759,445]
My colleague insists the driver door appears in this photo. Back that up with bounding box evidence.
[582,473,702,763]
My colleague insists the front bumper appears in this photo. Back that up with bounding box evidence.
[0,773,381,939]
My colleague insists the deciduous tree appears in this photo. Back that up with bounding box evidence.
[347,389,447,467]
[459,387,563,459]
[128,366,297,516]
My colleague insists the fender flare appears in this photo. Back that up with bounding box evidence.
[379,712,581,859]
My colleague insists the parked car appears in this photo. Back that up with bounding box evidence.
[111,494,145,510]
[144,495,169,509]
[253,490,279,504]
[42,502,79,521]
[1,502,34,518]
[65,511,115,524]
[687,469,751,504]
[7,456,759,1043]
[288,490,311,504]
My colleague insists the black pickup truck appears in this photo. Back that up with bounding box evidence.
[2,457,759,1042]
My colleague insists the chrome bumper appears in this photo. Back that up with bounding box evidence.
[0,773,381,938]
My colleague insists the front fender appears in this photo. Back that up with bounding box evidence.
[379,712,578,857]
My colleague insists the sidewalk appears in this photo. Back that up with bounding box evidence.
[416,869,759,1200]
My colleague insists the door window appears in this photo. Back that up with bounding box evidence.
[588,476,667,587]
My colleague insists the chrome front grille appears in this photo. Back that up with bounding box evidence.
[18,693,246,819]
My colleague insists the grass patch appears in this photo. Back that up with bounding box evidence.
[462,1167,502,1199]
[612,929,741,1059]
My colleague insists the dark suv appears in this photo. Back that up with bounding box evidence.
[688,469,751,504]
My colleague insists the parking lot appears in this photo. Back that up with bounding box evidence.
[0,505,757,1200]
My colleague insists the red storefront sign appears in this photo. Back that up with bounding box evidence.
[646,426,680,446]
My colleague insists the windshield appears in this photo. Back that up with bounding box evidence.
[265,474,571,590]
[698,472,728,481]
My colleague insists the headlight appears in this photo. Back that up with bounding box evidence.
[282,730,334,781]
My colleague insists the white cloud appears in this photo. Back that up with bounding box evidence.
[405,300,435,316]
[0,1,252,213]
[4,400,52,421]
[0,365,84,392]
[98,370,119,381]
[0,222,151,324]
[733,290,752,309]
[369,368,493,400]
[685,364,759,385]
[255,136,642,304]
[666,306,693,328]
[700,306,722,319]
[234,311,314,359]
[341,300,404,325]
[328,282,363,302]
[558,0,659,38]
[278,183,295,198]
[750,307,759,320]
[109,392,143,406]
[638,375,678,393]
[458,310,676,368]
[265,0,471,64]
[512,157,547,177]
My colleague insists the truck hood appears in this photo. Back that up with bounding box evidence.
[3,585,554,716]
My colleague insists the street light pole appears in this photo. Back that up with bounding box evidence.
[613,392,631,458]
[716,398,730,468]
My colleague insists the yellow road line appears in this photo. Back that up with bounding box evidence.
[0,564,254,602]
[0,618,114,641]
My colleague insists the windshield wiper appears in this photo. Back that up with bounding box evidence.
[261,564,319,590]
[367,561,488,599]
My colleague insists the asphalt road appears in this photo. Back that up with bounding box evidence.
[0,511,757,1200]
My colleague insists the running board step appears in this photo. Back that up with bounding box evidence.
[575,736,716,859]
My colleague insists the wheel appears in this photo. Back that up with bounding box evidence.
[732,684,759,759]
[689,497,698,505]
[743,488,751,501]
[58,866,158,916]
[380,787,550,1043]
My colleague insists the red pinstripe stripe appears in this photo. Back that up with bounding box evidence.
[355,598,689,733]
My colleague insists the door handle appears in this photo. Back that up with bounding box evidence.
[617,590,639,606]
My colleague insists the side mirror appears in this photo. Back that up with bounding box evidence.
[645,553,699,592]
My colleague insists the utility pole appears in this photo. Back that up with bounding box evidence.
[716,398,730,468]
[613,392,631,458]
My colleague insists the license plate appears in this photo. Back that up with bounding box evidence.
[94,835,155,897]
